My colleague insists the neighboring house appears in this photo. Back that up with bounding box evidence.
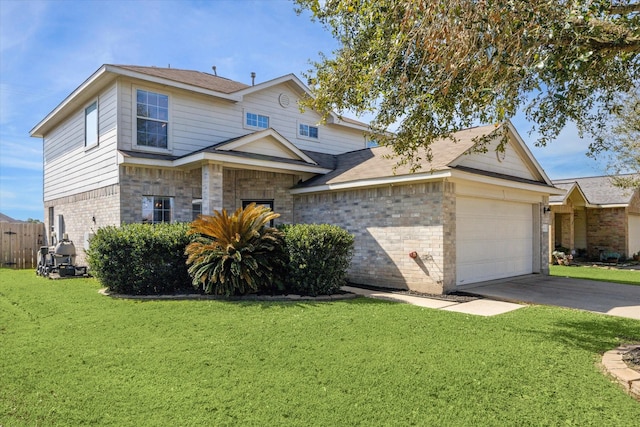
[31,64,561,294]
[550,175,640,260]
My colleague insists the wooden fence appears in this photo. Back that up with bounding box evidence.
[0,222,46,269]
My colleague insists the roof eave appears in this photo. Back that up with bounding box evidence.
[31,64,112,137]
[118,151,331,175]
[292,167,563,196]
[112,65,241,101]
[30,64,243,138]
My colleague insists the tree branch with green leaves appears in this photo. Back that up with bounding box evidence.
[295,0,640,170]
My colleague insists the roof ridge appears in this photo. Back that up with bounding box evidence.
[110,64,246,83]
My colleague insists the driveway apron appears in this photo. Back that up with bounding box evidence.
[462,275,640,320]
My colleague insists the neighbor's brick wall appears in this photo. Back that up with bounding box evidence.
[586,207,627,258]
[223,169,300,225]
[119,166,202,224]
[44,184,120,265]
[293,180,455,294]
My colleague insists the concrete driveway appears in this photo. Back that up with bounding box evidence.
[462,275,640,320]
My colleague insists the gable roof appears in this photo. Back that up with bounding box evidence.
[551,175,639,207]
[115,65,250,93]
[293,122,556,193]
[117,130,334,175]
[31,64,370,137]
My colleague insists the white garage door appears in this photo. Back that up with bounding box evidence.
[456,197,534,286]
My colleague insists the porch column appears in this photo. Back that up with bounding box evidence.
[202,163,223,215]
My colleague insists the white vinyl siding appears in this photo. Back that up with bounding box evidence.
[456,137,538,181]
[117,79,366,156]
[44,82,118,201]
[456,197,534,285]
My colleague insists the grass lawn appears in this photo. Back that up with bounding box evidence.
[550,264,640,286]
[1,269,639,426]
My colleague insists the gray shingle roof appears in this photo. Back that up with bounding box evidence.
[113,65,250,93]
[552,175,639,205]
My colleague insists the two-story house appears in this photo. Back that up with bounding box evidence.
[31,64,561,294]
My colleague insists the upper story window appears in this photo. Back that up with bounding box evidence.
[299,123,319,139]
[136,89,169,149]
[245,112,269,129]
[85,101,98,147]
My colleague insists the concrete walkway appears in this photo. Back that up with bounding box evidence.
[461,275,640,320]
[342,286,525,316]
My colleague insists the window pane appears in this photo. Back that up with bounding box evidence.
[258,115,269,128]
[142,196,153,223]
[85,102,98,146]
[137,90,146,104]
[148,92,158,107]
[246,112,256,127]
[309,126,318,138]
[192,203,201,221]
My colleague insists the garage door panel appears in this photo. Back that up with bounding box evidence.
[456,197,533,286]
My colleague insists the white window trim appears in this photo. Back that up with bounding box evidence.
[133,85,172,153]
[243,109,270,131]
[84,98,99,150]
[297,121,320,142]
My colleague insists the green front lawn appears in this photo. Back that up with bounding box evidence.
[1,269,639,426]
[550,264,640,286]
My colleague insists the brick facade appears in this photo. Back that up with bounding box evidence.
[293,181,457,294]
[586,207,628,258]
[552,196,637,260]
[223,169,300,225]
[44,184,120,265]
[119,166,202,224]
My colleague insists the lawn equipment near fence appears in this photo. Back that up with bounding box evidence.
[36,234,88,278]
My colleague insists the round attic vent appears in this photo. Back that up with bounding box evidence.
[278,93,290,108]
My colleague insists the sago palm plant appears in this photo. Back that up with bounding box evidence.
[185,203,287,296]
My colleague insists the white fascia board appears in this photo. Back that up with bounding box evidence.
[449,169,565,195]
[108,65,241,101]
[31,65,111,137]
[188,152,331,174]
[233,74,311,99]
[597,203,630,208]
[325,113,371,131]
[504,121,554,185]
[290,171,454,194]
[117,152,174,168]
[215,128,318,165]
[118,151,331,174]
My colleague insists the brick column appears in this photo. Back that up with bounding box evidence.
[202,163,223,215]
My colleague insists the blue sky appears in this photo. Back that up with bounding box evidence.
[0,0,606,221]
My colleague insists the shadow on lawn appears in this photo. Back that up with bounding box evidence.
[534,316,640,354]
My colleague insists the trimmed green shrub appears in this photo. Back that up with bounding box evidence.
[87,222,192,295]
[282,224,354,296]
[185,203,287,296]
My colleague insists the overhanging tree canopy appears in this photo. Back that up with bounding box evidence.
[295,0,640,169]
